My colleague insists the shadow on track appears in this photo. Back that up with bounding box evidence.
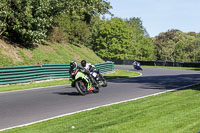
[108,74,200,90]
[53,92,81,96]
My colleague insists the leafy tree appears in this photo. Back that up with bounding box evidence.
[125,17,149,37]
[125,17,155,60]
[0,0,65,46]
[65,0,112,23]
[154,29,200,62]
[52,0,112,45]
[90,17,155,60]
[0,0,8,36]
[1,0,112,46]
[134,36,156,60]
[92,18,133,59]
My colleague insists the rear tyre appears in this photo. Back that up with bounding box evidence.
[75,80,87,96]
[99,74,107,87]
[102,79,107,87]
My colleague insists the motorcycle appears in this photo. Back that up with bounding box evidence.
[89,67,107,87]
[133,62,143,70]
[70,68,99,95]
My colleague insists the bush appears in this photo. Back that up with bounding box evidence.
[53,13,91,45]
[47,27,68,44]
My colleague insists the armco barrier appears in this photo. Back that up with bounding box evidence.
[104,59,200,67]
[0,62,114,85]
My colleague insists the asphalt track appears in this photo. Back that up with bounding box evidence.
[0,66,200,130]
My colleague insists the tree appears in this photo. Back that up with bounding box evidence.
[125,17,155,60]
[0,0,8,36]
[1,0,65,46]
[125,17,149,37]
[154,29,200,62]
[65,0,112,23]
[92,18,133,59]
[1,0,112,46]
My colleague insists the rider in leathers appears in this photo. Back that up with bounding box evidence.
[80,60,99,87]
[69,61,98,88]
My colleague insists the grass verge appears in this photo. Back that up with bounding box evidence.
[0,69,140,92]
[104,69,140,79]
[1,85,200,133]
[143,65,200,71]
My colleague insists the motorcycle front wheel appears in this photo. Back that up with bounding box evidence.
[75,80,87,96]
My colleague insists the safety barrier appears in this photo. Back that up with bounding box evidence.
[0,62,114,85]
[104,59,200,67]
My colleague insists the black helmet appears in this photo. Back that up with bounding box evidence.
[81,60,86,67]
[70,61,77,69]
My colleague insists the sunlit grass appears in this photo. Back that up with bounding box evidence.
[2,85,200,133]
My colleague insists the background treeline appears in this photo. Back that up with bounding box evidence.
[154,30,200,62]
[0,0,200,63]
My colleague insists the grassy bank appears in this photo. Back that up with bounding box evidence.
[0,69,140,92]
[1,85,200,133]
[0,39,103,67]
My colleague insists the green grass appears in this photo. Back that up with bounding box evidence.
[0,39,103,67]
[0,79,71,92]
[143,65,200,71]
[104,69,140,79]
[1,85,200,133]
[0,69,139,92]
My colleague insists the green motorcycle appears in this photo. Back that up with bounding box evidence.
[70,68,99,95]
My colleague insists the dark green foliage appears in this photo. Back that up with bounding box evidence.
[0,0,65,46]
[2,0,200,63]
[154,29,200,62]
[134,36,155,60]
[0,0,8,36]
[65,0,112,23]
[47,27,69,44]
[0,0,112,46]
[53,13,91,44]
[91,18,133,59]
[126,18,155,60]
[91,17,155,60]
[125,17,149,37]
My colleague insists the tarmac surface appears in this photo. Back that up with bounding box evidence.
[0,66,199,130]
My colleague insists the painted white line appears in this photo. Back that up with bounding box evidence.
[0,82,198,132]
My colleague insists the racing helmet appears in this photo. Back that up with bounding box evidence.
[70,61,77,70]
[81,60,86,67]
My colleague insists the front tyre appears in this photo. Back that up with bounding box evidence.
[75,80,87,96]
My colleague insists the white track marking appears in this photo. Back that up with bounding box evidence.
[0,82,198,132]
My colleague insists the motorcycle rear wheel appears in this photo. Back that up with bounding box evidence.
[102,79,107,87]
[99,74,107,87]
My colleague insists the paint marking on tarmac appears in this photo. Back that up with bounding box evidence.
[0,82,198,132]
